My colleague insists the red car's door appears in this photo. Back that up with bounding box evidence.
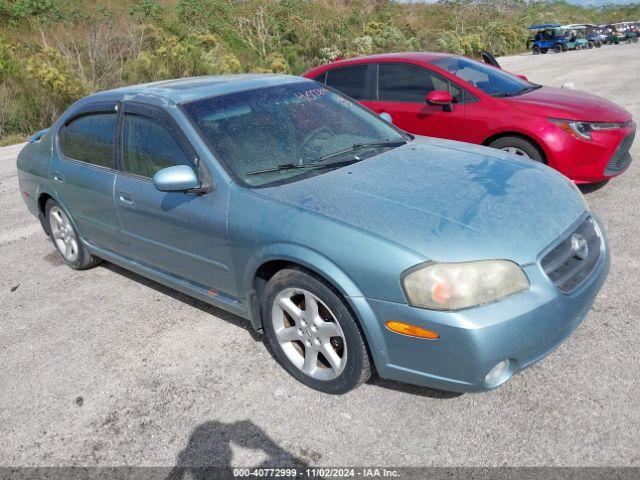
[361,63,467,140]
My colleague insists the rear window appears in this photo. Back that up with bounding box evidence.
[59,113,117,168]
[325,65,368,100]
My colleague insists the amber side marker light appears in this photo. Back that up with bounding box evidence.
[385,321,439,339]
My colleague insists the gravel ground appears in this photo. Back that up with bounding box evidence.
[1,44,639,469]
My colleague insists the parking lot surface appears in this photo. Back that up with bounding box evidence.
[1,44,639,468]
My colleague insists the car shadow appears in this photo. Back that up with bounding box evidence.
[578,180,609,194]
[99,262,262,342]
[367,377,463,399]
[165,420,309,480]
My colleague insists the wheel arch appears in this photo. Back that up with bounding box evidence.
[249,255,379,373]
[482,131,548,164]
[36,191,56,235]
[246,247,366,328]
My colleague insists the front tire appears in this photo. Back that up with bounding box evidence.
[489,136,545,163]
[262,268,371,394]
[45,199,101,270]
[554,44,563,53]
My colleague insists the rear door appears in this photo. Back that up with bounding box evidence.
[323,64,376,103]
[364,63,467,140]
[52,102,122,251]
[114,102,235,293]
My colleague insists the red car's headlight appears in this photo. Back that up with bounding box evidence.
[549,118,629,141]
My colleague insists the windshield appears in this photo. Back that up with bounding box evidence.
[431,57,539,97]
[183,81,408,187]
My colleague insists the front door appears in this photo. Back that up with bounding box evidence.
[114,102,235,294]
[362,63,467,140]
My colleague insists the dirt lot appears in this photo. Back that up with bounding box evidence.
[1,44,639,468]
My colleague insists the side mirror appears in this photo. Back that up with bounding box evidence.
[379,112,393,124]
[481,50,501,69]
[153,165,200,192]
[516,74,529,81]
[426,90,453,112]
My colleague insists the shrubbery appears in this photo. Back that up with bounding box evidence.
[1,0,638,141]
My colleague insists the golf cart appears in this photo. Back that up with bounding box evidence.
[527,24,566,54]
[566,24,604,48]
[560,25,590,50]
[601,24,624,45]
[614,22,639,43]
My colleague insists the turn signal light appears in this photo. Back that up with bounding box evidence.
[385,321,439,339]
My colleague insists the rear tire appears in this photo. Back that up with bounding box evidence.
[553,44,563,53]
[532,46,541,55]
[540,47,548,54]
[45,199,101,270]
[262,268,371,394]
[488,136,545,164]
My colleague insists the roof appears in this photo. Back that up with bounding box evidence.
[96,74,308,104]
[304,52,455,74]
[528,24,561,30]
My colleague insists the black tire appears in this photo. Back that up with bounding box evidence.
[261,268,371,394]
[553,44,563,53]
[588,42,594,49]
[532,46,541,55]
[488,136,545,163]
[540,47,548,54]
[45,199,101,270]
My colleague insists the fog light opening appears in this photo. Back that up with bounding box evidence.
[484,359,512,387]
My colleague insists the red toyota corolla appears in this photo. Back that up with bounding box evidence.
[303,53,635,183]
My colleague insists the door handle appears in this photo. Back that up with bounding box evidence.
[118,193,135,207]
[52,173,65,184]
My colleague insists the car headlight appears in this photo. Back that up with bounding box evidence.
[401,260,530,311]
[549,118,626,141]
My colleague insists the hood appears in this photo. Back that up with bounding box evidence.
[256,138,587,265]
[505,86,631,123]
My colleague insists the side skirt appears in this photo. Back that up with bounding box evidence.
[86,241,250,321]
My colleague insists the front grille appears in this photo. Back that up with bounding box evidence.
[541,217,601,294]
[605,130,635,176]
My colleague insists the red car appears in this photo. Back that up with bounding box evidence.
[303,53,635,183]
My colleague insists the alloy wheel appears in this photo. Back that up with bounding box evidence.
[501,146,531,159]
[49,206,79,262]
[271,288,347,381]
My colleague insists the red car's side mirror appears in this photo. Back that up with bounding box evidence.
[426,90,453,112]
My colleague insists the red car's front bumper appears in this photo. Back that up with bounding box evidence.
[542,121,636,184]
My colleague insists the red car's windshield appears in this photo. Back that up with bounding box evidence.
[431,57,540,98]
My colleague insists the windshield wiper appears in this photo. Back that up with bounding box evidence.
[246,159,362,176]
[312,139,408,164]
[246,139,408,176]
[492,84,542,98]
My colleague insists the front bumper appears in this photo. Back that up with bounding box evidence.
[544,123,635,184]
[349,216,610,393]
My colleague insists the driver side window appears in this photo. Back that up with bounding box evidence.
[122,114,192,178]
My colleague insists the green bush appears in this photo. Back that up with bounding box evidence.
[1,0,639,143]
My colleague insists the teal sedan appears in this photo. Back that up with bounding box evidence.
[17,75,609,393]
